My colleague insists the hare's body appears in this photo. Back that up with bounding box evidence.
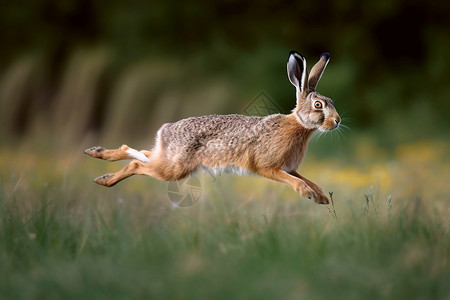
[155,114,313,177]
[85,51,341,204]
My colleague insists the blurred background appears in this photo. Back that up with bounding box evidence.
[1,0,450,208]
[1,2,449,298]
[1,0,450,151]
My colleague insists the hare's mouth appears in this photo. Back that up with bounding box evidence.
[320,117,340,131]
[319,126,334,132]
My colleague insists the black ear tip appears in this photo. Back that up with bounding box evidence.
[321,52,331,60]
[288,50,304,61]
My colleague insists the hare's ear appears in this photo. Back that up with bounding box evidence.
[308,52,330,91]
[287,51,308,94]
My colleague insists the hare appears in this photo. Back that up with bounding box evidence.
[85,51,340,204]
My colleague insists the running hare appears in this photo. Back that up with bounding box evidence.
[85,51,340,204]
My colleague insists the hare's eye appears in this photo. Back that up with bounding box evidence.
[314,101,323,109]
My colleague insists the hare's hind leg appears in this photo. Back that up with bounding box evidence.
[94,160,150,187]
[289,170,329,204]
[94,160,156,187]
[84,145,150,163]
[94,156,191,187]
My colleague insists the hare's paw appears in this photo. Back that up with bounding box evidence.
[300,184,329,204]
[303,182,329,205]
[94,173,115,187]
[84,146,105,158]
[300,184,318,201]
[314,192,330,205]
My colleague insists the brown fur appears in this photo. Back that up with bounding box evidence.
[84,51,341,205]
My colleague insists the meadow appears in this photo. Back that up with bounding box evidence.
[0,136,448,299]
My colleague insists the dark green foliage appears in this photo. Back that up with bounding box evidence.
[1,0,450,145]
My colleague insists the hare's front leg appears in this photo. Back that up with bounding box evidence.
[289,170,329,204]
[257,169,327,204]
[84,144,150,163]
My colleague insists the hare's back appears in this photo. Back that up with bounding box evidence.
[156,114,267,157]
[159,114,262,143]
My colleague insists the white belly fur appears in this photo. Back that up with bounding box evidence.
[199,165,254,176]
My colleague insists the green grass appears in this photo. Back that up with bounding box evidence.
[0,143,449,300]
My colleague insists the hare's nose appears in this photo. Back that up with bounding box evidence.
[334,118,340,128]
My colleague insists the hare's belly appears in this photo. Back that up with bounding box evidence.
[201,165,253,176]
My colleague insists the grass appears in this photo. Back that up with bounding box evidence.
[0,140,449,299]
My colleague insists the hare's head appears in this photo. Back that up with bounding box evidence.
[287,51,340,131]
